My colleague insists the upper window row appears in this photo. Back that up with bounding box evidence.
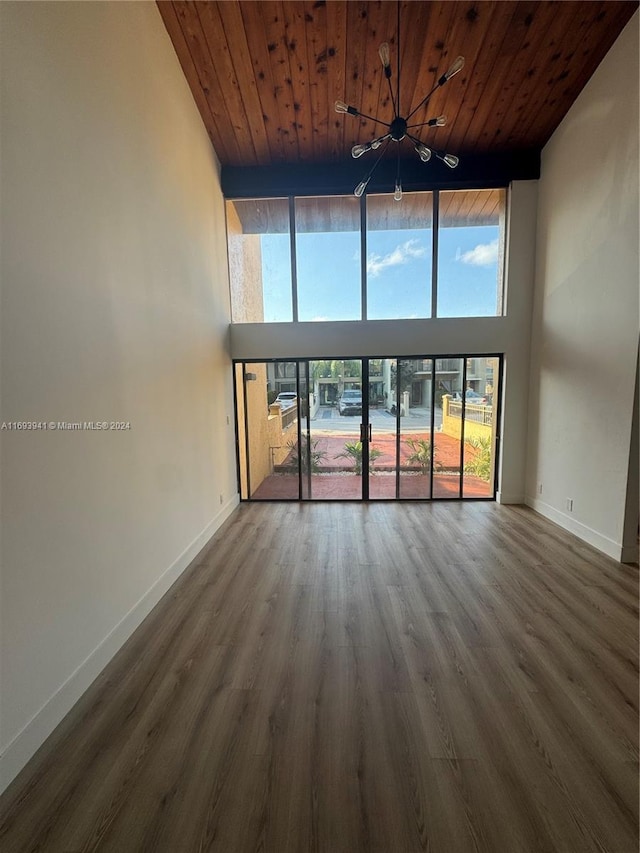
[226,189,506,324]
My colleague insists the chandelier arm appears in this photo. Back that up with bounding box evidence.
[354,137,392,196]
[352,110,393,129]
[386,75,397,115]
[370,132,392,149]
[407,119,438,130]
[405,84,440,121]
[362,137,393,181]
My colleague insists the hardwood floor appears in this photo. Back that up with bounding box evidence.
[0,502,637,852]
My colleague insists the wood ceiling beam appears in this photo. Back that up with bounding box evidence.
[221,148,540,199]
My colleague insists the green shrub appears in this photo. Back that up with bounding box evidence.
[463,436,492,481]
[405,437,440,473]
[335,441,383,475]
[286,435,327,473]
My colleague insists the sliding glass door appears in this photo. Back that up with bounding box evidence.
[239,361,300,499]
[234,355,501,501]
[307,359,364,500]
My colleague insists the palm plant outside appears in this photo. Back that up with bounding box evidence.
[287,435,327,473]
[405,437,439,473]
[335,441,383,475]
[463,436,492,481]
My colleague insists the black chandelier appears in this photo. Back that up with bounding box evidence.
[334,5,464,200]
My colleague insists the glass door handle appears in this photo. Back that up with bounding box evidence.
[360,424,372,442]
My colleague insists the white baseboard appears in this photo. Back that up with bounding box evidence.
[0,494,239,794]
[525,495,625,562]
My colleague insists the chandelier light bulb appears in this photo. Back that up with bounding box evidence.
[335,100,349,114]
[354,179,369,198]
[351,143,369,159]
[378,42,391,69]
[442,153,459,169]
[415,142,432,162]
[428,115,447,127]
[370,135,385,150]
[444,56,465,81]
[394,180,403,202]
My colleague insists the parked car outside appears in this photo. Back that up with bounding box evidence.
[452,390,489,406]
[274,392,297,409]
[338,389,362,415]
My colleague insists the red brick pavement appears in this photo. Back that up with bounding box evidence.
[294,431,479,470]
[251,431,492,499]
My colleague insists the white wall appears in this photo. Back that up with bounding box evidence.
[231,180,539,504]
[526,13,639,561]
[0,1,238,791]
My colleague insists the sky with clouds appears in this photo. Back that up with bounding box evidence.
[456,238,499,268]
[259,222,501,323]
[367,238,427,278]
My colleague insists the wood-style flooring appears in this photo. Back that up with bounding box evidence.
[0,502,638,852]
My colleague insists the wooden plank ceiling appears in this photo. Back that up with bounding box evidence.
[158,1,636,169]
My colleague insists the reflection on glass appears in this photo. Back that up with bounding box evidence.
[295,197,361,322]
[437,189,506,318]
[226,199,292,323]
[462,357,499,497]
[366,193,433,320]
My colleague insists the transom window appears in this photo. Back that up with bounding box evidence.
[226,189,506,323]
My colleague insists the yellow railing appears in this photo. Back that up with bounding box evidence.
[441,395,494,441]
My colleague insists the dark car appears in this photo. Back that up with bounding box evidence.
[338,389,362,415]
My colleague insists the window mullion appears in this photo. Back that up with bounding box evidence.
[361,194,367,321]
[289,196,298,322]
[431,190,439,319]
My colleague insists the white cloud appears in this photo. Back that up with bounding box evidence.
[367,239,426,277]
[310,315,329,322]
[456,238,499,267]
